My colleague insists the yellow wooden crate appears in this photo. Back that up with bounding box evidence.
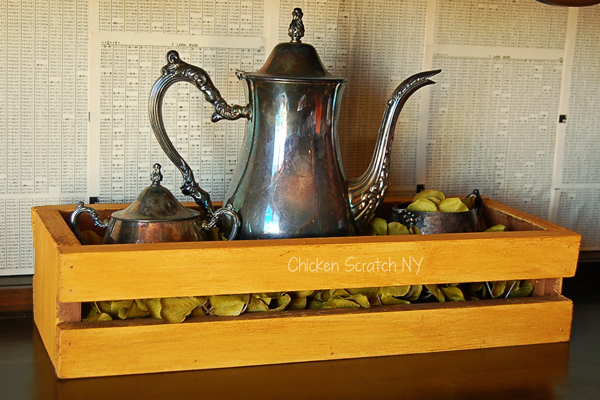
[32,198,581,379]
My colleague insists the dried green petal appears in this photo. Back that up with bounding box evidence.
[408,198,438,212]
[307,299,324,309]
[346,287,379,297]
[291,290,314,299]
[440,287,465,302]
[379,286,411,298]
[269,293,291,312]
[425,284,445,302]
[210,294,248,317]
[146,298,162,319]
[407,285,422,301]
[312,291,325,302]
[161,297,203,323]
[134,299,149,313]
[83,312,113,322]
[97,301,112,314]
[288,297,307,310]
[323,298,361,309]
[409,226,423,235]
[508,282,534,298]
[439,197,469,213]
[414,190,445,202]
[331,289,350,298]
[387,222,409,235]
[491,281,507,298]
[110,300,134,320]
[362,217,388,236]
[247,295,271,312]
[380,296,410,305]
[126,299,151,319]
[191,298,210,316]
[322,289,350,302]
[346,294,370,308]
[485,224,508,232]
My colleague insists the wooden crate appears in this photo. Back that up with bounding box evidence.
[32,197,581,379]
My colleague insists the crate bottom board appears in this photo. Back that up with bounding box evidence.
[50,295,572,379]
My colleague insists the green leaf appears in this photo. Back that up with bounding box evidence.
[407,285,422,301]
[491,281,507,298]
[409,226,423,235]
[425,284,445,302]
[246,295,270,312]
[378,286,411,298]
[287,297,307,310]
[508,282,534,298]
[362,217,388,236]
[268,293,291,312]
[387,222,409,235]
[83,312,113,322]
[161,297,203,323]
[346,294,370,308]
[440,287,465,302]
[126,299,151,319]
[485,224,508,232]
[209,294,248,317]
[323,298,361,309]
[380,296,411,305]
[146,298,162,319]
[291,290,314,299]
[307,299,324,309]
[110,300,134,320]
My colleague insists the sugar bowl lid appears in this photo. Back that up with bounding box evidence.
[111,164,200,222]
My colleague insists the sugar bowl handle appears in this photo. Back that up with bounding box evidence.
[70,202,109,245]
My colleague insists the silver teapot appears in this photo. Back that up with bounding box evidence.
[149,8,440,240]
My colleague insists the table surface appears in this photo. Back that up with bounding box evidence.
[2,266,600,400]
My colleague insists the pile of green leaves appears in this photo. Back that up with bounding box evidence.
[83,279,533,323]
[82,217,532,324]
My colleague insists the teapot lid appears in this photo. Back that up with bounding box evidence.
[243,8,345,81]
[111,164,201,222]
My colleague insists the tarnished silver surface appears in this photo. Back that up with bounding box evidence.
[347,70,441,232]
[70,164,210,244]
[390,189,484,234]
[149,8,440,240]
[70,202,110,244]
[288,7,304,42]
[148,51,244,239]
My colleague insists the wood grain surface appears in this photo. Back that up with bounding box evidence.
[55,296,572,379]
[28,201,580,302]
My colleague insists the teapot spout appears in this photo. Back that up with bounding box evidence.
[348,69,441,233]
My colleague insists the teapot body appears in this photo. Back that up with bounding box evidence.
[226,77,354,239]
[148,8,440,240]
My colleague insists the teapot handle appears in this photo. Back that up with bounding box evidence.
[148,50,246,239]
[70,202,110,245]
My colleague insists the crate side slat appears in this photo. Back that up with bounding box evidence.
[32,208,83,368]
[55,296,573,379]
[482,199,566,231]
[58,230,580,301]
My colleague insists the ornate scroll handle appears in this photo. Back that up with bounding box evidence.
[201,204,241,241]
[148,50,249,220]
[70,201,109,245]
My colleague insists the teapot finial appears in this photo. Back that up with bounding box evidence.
[150,163,163,186]
[288,8,304,42]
